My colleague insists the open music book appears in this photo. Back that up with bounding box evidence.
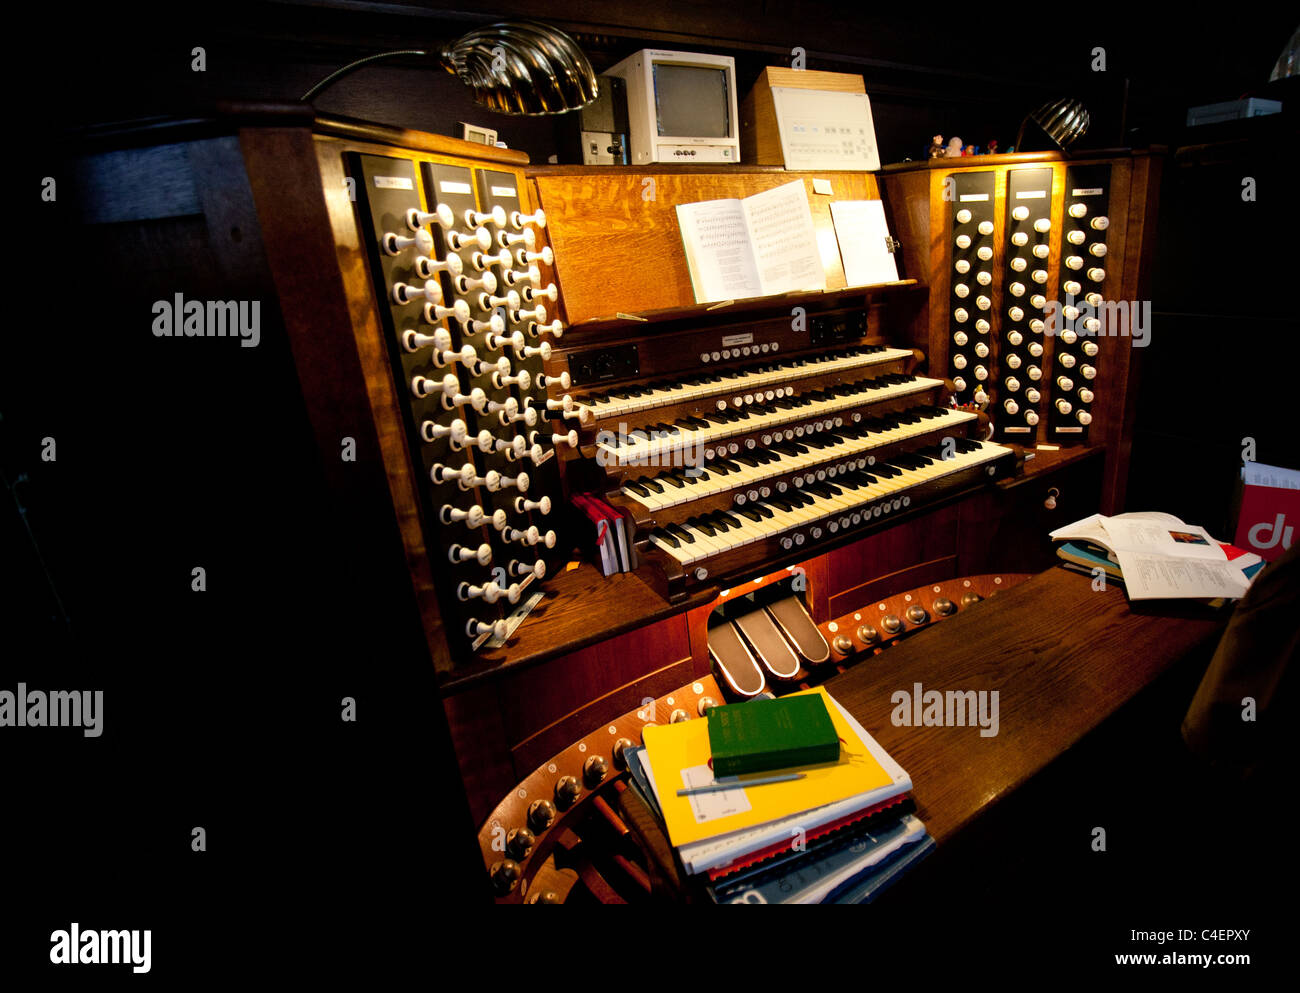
[1050,511,1261,601]
[675,179,827,304]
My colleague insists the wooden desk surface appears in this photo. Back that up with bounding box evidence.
[824,567,1228,844]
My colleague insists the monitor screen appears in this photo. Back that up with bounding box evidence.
[653,64,731,138]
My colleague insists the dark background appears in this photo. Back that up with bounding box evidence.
[3,0,1296,975]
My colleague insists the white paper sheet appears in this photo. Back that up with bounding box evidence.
[830,200,899,287]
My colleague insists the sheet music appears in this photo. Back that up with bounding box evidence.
[830,200,899,286]
[674,198,761,303]
[741,180,827,296]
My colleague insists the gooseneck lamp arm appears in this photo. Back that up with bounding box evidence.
[301,50,430,103]
[299,21,598,116]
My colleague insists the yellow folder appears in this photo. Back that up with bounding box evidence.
[642,686,894,847]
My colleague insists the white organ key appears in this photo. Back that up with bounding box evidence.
[523,283,558,304]
[426,298,472,327]
[447,227,492,252]
[486,470,529,493]
[420,418,470,449]
[512,304,548,325]
[439,504,506,530]
[383,226,433,257]
[412,371,458,399]
[576,348,914,422]
[498,227,536,250]
[406,203,456,232]
[516,245,553,267]
[448,542,493,566]
[486,329,526,353]
[537,371,571,390]
[472,247,514,271]
[393,278,442,306]
[464,205,507,229]
[430,462,474,486]
[467,617,509,640]
[529,318,565,339]
[521,341,553,361]
[455,270,497,295]
[416,252,464,279]
[619,408,977,510]
[493,365,531,390]
[503,264,542,288]
[480,288,521,312]
[510,208,546,229]
[457,580,519,605]
[515,494,553,515]
[469,314,506,337]
[482,433,527,459]
[508,559,547,580]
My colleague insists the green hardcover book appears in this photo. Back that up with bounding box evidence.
[706,695,840,777]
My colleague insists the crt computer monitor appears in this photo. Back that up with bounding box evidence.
[604,49,741,165]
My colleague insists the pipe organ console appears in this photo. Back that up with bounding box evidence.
[75,108,1161,902]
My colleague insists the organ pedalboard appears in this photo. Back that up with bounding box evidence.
[348,154,577,657]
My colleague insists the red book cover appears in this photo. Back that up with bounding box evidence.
[1234,480,1300,562]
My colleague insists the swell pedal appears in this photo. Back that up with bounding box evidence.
[733,608,801,679]
[708,621,766,697]
[765,596,831,665]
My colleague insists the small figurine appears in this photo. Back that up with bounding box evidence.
[927,134,945,158]
[987,139,999,155]
[964,144,977,156]
[945,137,964,157]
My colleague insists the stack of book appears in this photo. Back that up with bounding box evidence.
[1051,511,1264,603]
[572,494,636,575]
[625,687,932,904]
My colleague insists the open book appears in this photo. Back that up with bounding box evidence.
[675,180,827,304]
[1050,511,1262,601]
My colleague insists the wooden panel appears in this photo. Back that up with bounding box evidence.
[497,612,693,751]
[509,654,697,774]
[531,168,880,323]
[443,685,517,825]
[822,503,960,604]
[827,555,958,618]
[957,448,1104,575]
[825,567,1227,845]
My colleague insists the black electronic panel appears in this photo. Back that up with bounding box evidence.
[1048,164,1112,441]
[996,167,1054,441]
[945,171,996,406]
[811,311,868,347]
